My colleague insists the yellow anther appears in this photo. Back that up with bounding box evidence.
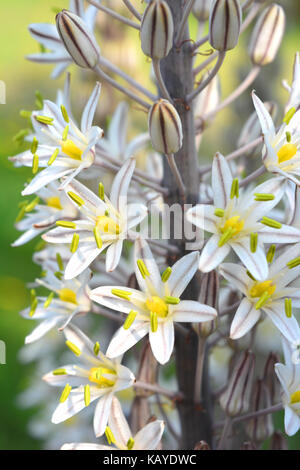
[165,296,180,305]
[287,257,300,269]
[93,227,103,249]
[137,259,150,279]
[46,196,62,210]
[283,107,296,125]
[277,143,297,164]
[255,291,271,310]
[230,178,239,199]
[105,426,116,445]
[62,124,69,141]
[150,311,158,332]
[219,216,244,245]
[254,193,275,201]
[55,271,63,280]
[123,310,137,330]
[249,280,276,299]
[59,288,77,305]
[36,115,54,125]
[96,215,120,235]
[67,191,85,206]
[146,296,168,318]
[70,233,79,253]
[31,137,38,154]
[32,154,39,174]
[290,390,300,404]
[111,289,132,301]
[261,217,282,229]
[84,384,90,407]
[266,244,276,263]
[250,233,258,253]
[52,368,67,375]
[65,340,81,356]
[93,342,100,356]
[88,367,116,388]
[214,208,225,217]
[60,384,72,403]
[25,196,40,213]
[98,182,105,200]
[127,437,135,450]
[161,267,172,282]
[61,139,83,160]
[285,298,292,318]
[61,104,69,123]
[44,292,54,308]
[56,220,76,229]
[56,252,64,271]
[48,148,59,166]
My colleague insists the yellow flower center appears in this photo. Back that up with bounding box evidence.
[96,215,120,235]
[58,288,77,305]
[61,139,83,161]
[277,143,297,164]
[88,367,116,388]
[249,280,276,298]
[291,390,300,404]
[145,296,168,318]
[220,216,244,236]
[46,196,62,210]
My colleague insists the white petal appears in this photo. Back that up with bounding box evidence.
[133,420,165,450]
[108,102,129,157]
[172,300,217,322]
[199,234,230,272]
[106,240,123,272]
[284,405,300,436]
[259,224,300,244]
[28,23,61,49]
[25,317,61,344]
[64,177,106,214]
[90,285,146,314]
[114,363,135,391]
[212,153,232,209]
[252,92,276,138]
[230,240,268,281]
[106,321,149,358]
[167,251,199,298]
[108,396,131,448]
[264,302,300,343]
[126,203,148,230]
[22,167,74,196]
[186,204,218,233]
[93,391,114,437]
[51,386,100,424]
[81,82,102,134]
[230,298,260,339]
[64,242,110,280]
[219,263,250,295]
[61,443,113,450]
[110,157,135,213]
[149,320,174,365]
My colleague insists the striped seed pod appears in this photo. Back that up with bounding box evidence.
[219,350,255,417]
[193,271,218,338]
[209,0,242,51]
[244,379,274,443]
[140,0,174,59]
[248,4,285,66]
[193,0,213,22]
[148,99,183,154]
[56,10,100,69]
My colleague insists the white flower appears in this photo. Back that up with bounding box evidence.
[43,324,135,437]
[275,337,300,436]
[90,238,217,365]
[283,52,300,112]
[10,83,103,196]
[186,152,300,280]
[42,158,148,278]
[253,90,300,184]
[12,182,77,247]
[27,0,99,79]
[61,396,164,450]
[219,243,300,343]
[21,269,92,344]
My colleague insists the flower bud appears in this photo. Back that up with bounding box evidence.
[248,4,285,66]
[148,99,183,154]
[193,0,213,22]
[219,351,255,416]
[140,0,174,59]
[245,379,274,443]
[56,10,100,69]
[209,0,242,51]
[194,271,218,338]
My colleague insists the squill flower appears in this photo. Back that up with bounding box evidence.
[90,238,217,365]
[10,83,103,195]
[43,324,135,437]
[283,52,300,112]
[61,396,164,450]
[42,158,148,278]
[219,243,300,343]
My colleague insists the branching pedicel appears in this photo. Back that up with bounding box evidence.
[11,0,300,450]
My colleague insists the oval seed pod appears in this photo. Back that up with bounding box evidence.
[140,0,174,59]
[244,379,274,443]
[193,0,213,22]
[248,4,285,66]
[193,271,218,338]
[148,99,183,154]
[209,0,242,51]
[56,10,100,69]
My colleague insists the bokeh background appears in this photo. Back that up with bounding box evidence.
[0,0,299,449]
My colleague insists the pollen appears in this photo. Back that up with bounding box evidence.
[277,143,297,164]
[96,215,120,235]
[219,216,244,240]
[58,288,77,305]
[290,390,300,404]
[61,139,83,161]
[47,196,62,210]
[146,296,168,318]
[249,280,276,298]
[88,367,116,388]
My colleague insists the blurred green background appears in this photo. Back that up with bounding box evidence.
[0,0,300,449]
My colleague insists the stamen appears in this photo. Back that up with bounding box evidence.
[254,193,275,201]
[105,426,116,445]
[70,233,79,253]
[283,107,296,125]
[246,270,256,281]
[165,296,180,305]
[56,220,76,229]
[25,196,39,213]
[150,311,158,332]
[13,129,29,143]
[277,143,297,163]
[93,342,100,356]
[266,244,276,263]
[286,131,291,142]
[84,384,90,407]
[32,154,39,174]
[31,137,38,154]
[35,115,54,125]
[161,267,172,282]
[29,297,38,317]
[56,252,64,271]
[260,217,282,229]
[230,178,239,199]
[93,227,103,249]
[287,257,300,269]
[285,298,292,318]
[218,228,233,247]
[62,125,69,141]
[214,208,225,217]
[98,182,105,201]
[55,271,63,280]
[61,105,69,123]
[123,310,137,330]
[127,437,135,450]
[137,259,150,279]
[15,206,26,223]
[52,368,66,376]
[111,289,132,301]
[255,291,271,310]
[250,233,257,253]
[67,191,85,206]
[60,384,72,403]
[47,148,59,166]
[44,292,54,308]
[65,340,81,356]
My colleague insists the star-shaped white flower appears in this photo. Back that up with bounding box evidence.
[186,152,300,280]
[90,238,217,365]
[282,52,300,113]
[42,158,148,278]
[10,82,103,196]
[61,396,164,450]
[275,337,300,436]
[253,90,300,184]
[43,324,135,437]
[219,243,300,343]
[27,0,99,79]
[12,182,77,247]
[21,269,92,344]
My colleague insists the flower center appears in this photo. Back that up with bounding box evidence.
[290,390,300,404]
[46,196,62,210]
[145,296,168,318]
[277,143,297,163]
[58,288,77,305]
[61,139,83,160]
[96,215,120,235]
[249,280,276,298]
[88,367,116,388]
[220,216,244,236]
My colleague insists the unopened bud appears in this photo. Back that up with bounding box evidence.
[194,271,218,338]
[248,4,285,66]
[245,379,274,443]
[220,351,255,416]
[193,0,213,22]
[140,0,174,59]
[209,0,242,51]
[148,99,183,154]
[56,10,100,69]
